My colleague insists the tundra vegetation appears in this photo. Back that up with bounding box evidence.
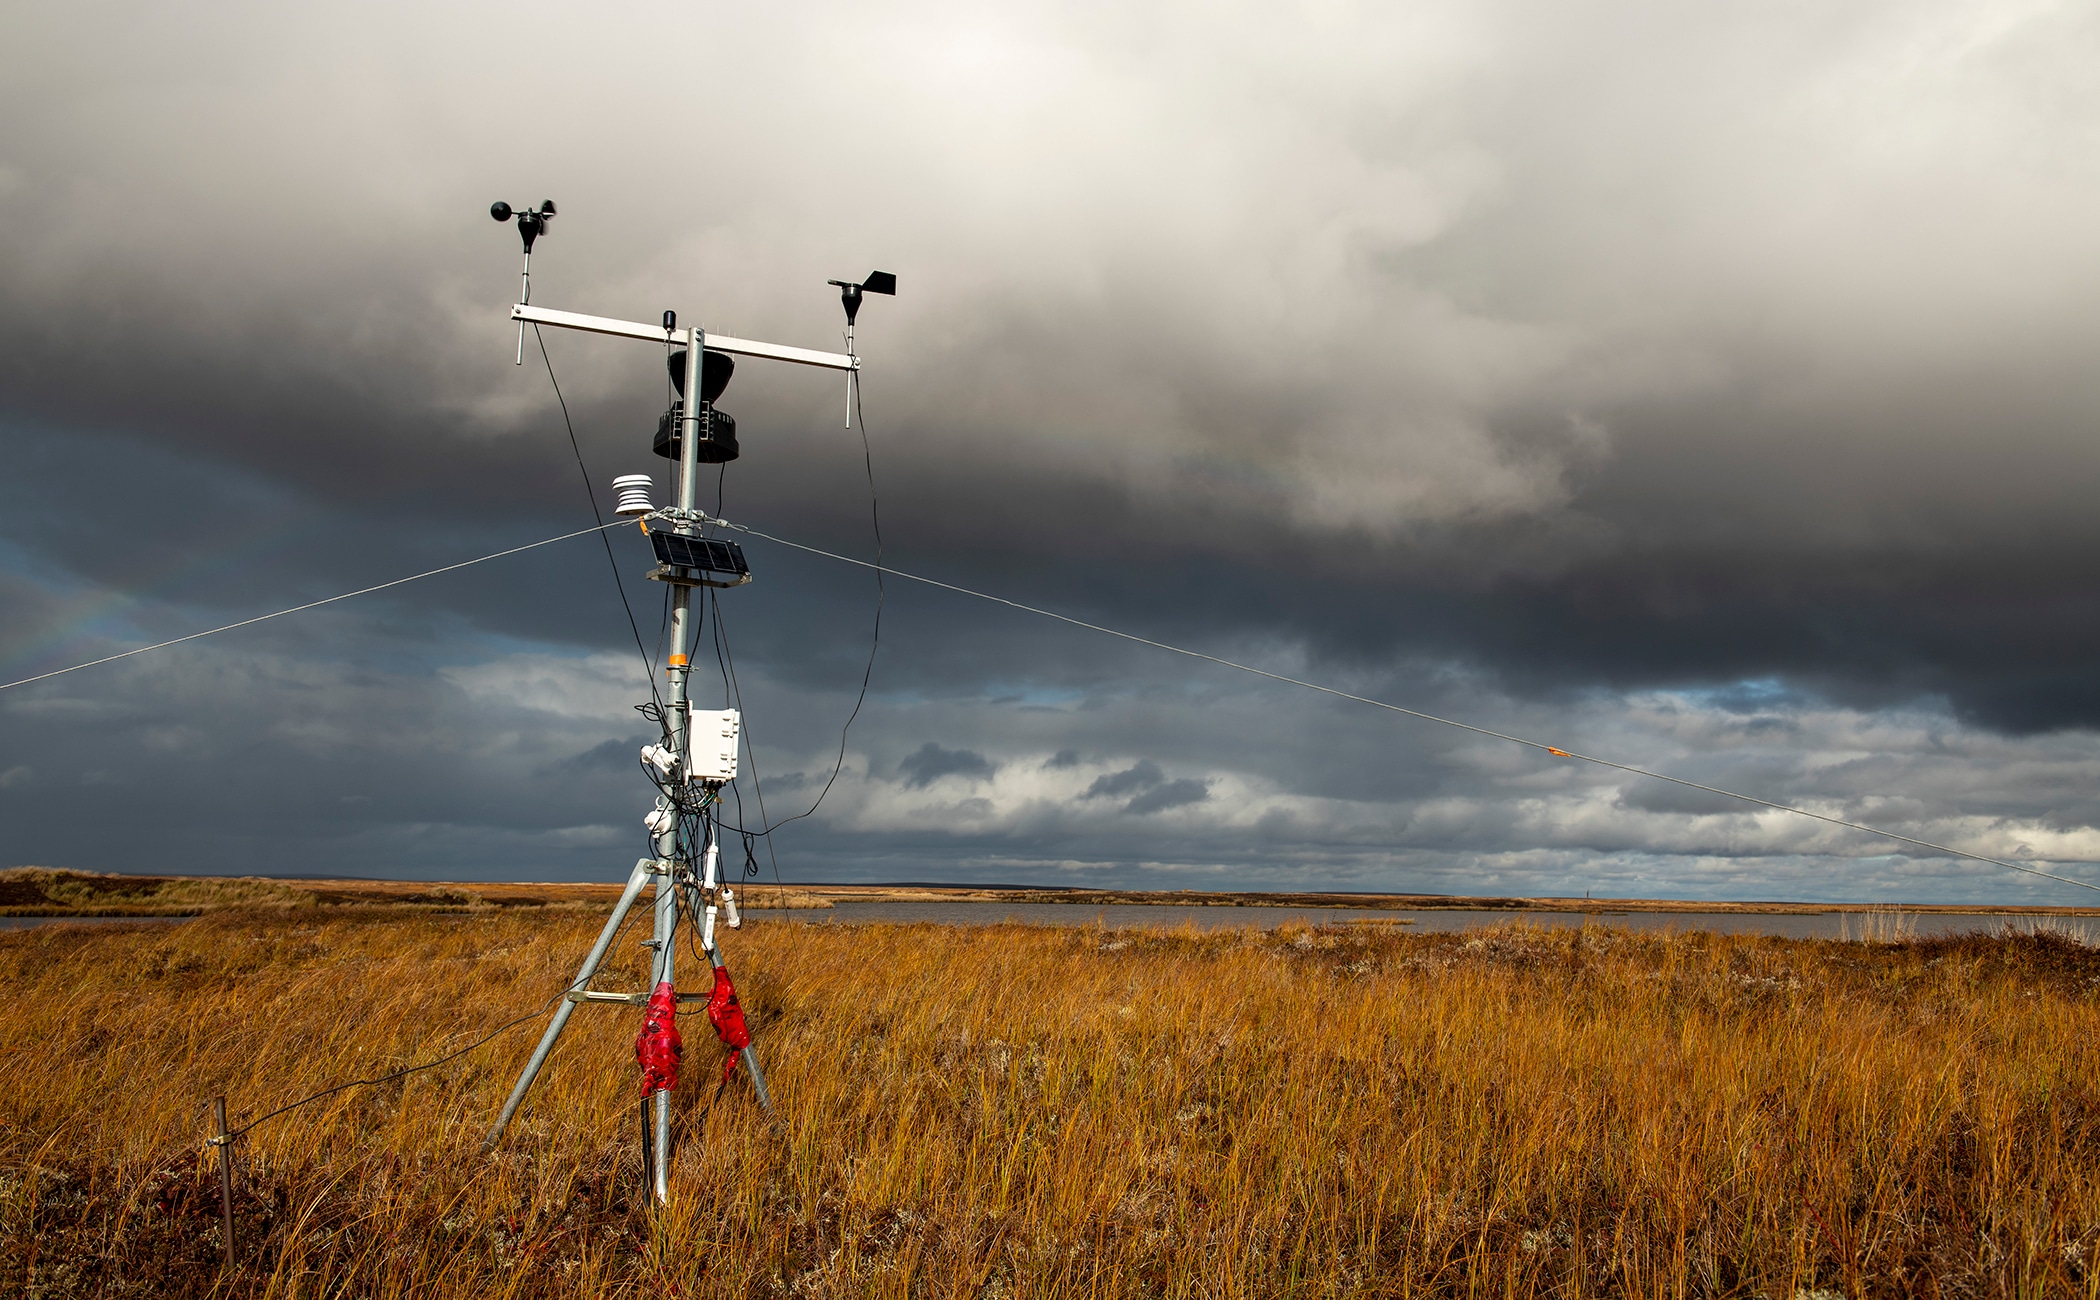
[3,908,2097,1297]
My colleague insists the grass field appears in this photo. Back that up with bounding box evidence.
[4,909,2098,1297]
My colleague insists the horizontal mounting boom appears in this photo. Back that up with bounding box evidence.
[511,303,858,371]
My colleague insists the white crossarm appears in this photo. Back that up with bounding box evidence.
[511,303,858,371]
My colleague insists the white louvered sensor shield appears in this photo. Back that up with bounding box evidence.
[612,474,655,517]
[688,709,740,782]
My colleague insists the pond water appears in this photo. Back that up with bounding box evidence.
[760,900,2100,943]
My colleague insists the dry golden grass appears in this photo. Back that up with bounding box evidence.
[0,868,320,916]
[3,910,2098,1297]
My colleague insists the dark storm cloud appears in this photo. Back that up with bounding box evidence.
[897,742,996,788]
[1074,761,1208,817]
[1084,762,1165,801]
[7,0,2100,897]
[1123,779,1210,817]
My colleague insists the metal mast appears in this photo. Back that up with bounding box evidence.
[477,204,872,1205]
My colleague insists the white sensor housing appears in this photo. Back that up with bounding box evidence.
[688,709,740,782]
[612,474,655,517]
[641,743,680,778]
[645,806,676,836]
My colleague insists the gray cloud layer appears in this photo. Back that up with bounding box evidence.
[6,0,2100,900]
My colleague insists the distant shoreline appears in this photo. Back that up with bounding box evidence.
[5,867,2098,918]
[804,883,2100,916]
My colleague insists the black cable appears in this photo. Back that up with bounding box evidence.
[699,425,743,859]
[226,903,648,1141]
[227,1005,550,1140]
[754,371,884,836]
[710,585,735,710]
[649,582,672,683]
[711,590,784,885]
[534,324,663,712]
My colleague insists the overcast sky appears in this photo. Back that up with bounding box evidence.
[5,0,2100,902]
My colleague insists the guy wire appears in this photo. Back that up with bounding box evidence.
[713,520,2100,896]
[0,522,629,693]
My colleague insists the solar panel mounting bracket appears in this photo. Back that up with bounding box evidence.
[646,564,753,589]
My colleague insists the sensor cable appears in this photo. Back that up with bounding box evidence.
[221,904,646,1143]
[758,371,885,835]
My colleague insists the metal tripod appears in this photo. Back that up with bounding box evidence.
[480,329,774,1202]
[480,832,770,1201]
[472,249,864,1197]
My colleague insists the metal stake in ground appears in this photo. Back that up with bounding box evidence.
[211,1095,234,1269]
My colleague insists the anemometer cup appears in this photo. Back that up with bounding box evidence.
[490,200,557,253]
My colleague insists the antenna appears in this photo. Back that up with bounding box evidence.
[480,204,874,1207]
[827,271,896,427]
[491,201,557,363]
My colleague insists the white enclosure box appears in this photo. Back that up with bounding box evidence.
[688,708,741,782]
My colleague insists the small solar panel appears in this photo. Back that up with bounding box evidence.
[647,531,750,577]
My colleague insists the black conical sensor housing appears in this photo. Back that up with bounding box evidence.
[667,349,735,404]
[653,403,739,463]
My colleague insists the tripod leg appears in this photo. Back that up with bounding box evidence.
[739,1043,774,1111]
[700,934,774,1112]
[638,1096,653,1183]
[649,870,677,1203]
[482,858,659,1153]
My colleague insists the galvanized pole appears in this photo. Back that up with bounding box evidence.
[651,325,709,861]
[653,328,705,858]
[638,327,708,1205]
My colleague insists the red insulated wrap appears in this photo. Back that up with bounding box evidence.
[634,980,683,1096]
[706,965,752,1082]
